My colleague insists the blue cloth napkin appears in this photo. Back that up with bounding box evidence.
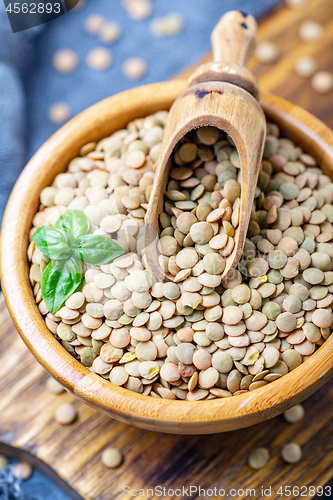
[0,0,283,226]
[0,8,42,226]
[0,460,72,500]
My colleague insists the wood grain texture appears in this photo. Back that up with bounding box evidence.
[0,294,332,500]
[1,83,333,434]
[211,10,258,67]
[145,11,266,282]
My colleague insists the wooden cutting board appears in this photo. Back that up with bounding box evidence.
[1,0,333,497]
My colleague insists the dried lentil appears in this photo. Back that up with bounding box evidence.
[248,448,270,469]
[84,14,105,34]
[0,455,9,470]
[101,447,123,468]
[13,462,33,480]
[255,42,279,63]
[281,442,302,463]
[47,377,65,394]
[311,71,333,94]
[55,403,77,425]
[298,21,324,43]
[149,12,184,37]
[52,49,78,73]
[86,47,112,71]
[294,56,317,78]
[284,404,305,423]
[122,57,147,81]
[48,102,71,124]
[29,112,333,402]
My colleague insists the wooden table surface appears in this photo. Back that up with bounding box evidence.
[1,0,333,498]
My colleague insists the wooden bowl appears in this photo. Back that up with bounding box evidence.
[1,81,333,435]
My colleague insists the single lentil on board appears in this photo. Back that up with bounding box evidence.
[285,0,307,8]
[46,377,66,394]
[298,21,324,43]
[281,442,303,463]
[28,109,333,401]
[55,403,78,425]
[311,71,333,94]
[255,41,279,64]
[294,56,317,78]
[248,447,270,469]
[283,404,305,423]
[101,447,123,468]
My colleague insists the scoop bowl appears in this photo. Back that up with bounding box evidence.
[1,81,333,434]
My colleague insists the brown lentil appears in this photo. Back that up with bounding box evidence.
[101,447,123,468]
[248,447,270,469]
[13,462,33,480]
[284,404,305,423]
[55,403,77,425]
[281,443,302,463]
[29,112,333,402]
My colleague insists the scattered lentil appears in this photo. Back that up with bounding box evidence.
[13,462,33,480]
[55,403,77,425]
[84,14,105,34]
[248,448,270,469]
[48,102,71,124]
[123,0,152,21]
[284,404,305,423]
[298,21,324,43]
[281,442,302,463]
[0,455,9,469]
[52,49,78,73]
[149,12,184,37]
[101,447,123,468]
[311,71,333,94]
[46,377,65,394]
[86,47,112,71]
[99,22,121,43]
[286,0,307,7]
[122,57,147,81]
[255,42,279,64]
[294,56,317,78]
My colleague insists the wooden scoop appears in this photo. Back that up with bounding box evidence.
[145,11,266,281]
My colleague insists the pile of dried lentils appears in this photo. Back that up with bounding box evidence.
[28,110,333,401]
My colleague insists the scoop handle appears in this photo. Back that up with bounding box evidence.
[211,11,257,68]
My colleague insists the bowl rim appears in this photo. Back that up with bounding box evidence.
[1,80,333,433]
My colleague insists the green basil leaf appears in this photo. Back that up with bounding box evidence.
[54,256,83,275]
[41,258,82,315]
[55,209,90,239]
[32,226,72,260]
[75,234,125,265]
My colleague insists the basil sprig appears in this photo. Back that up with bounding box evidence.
[32,209,124,314]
